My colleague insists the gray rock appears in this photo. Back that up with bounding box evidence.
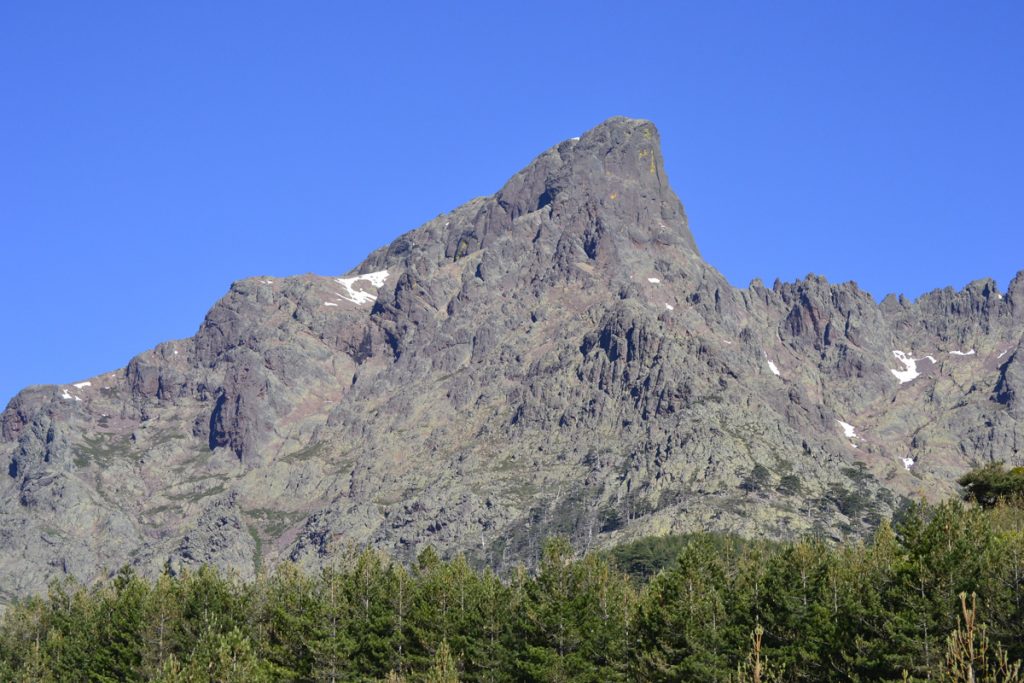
[1,116,1022,601]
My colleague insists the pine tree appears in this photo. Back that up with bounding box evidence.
[425,640,460,683]
[139,571,186,677]
[634,535,733,681]
[178,625,273,682]
[345,549,401,679]
[758,538,832,681]
[14,636,57,683]
[517,537,602,682]
[886,501,997,678]
[260,563,319,679]
[731,625,784,683]
[311,565,356,682]
[465,568,514,683]
[89,566,149,680]
[943,592,1022,682]
[572,552,634,681]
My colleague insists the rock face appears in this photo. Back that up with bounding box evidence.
[2,117,1022,601]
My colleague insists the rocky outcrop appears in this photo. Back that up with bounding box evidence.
[1,117,1022,602]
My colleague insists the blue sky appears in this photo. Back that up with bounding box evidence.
[2,2,1022,407]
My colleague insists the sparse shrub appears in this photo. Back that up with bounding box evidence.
[777,474,803,496]
[741,464,772,493]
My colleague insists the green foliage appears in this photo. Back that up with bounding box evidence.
[0,500,1021,681]
[605,533,690,580]
[425,640,460,683]
[959,463,1024,508]
[741,463,773,493]
[943,592,1022,682]
[635,535,732,680]
[777,473,803,496]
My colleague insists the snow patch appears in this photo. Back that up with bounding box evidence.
[647,277,661,284]
[60,389,73,400]
[902,457,915,470]
[323,302,338,307]
[924,355,937,364]
[570,136,580,141]
[664,303,674,311]
[998,349,1009,360]
[763,352,781,376]
[837,420,857,439]
[949,349,976,356]
[334,270,390,306]
[891,350,920,383]
[72,381,91,389]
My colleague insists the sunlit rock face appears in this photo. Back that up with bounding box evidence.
[2,117,1022,602]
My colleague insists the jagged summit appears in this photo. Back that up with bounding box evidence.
[493,117,699,255]
[1,118,1022,603]
[357,116,700,287]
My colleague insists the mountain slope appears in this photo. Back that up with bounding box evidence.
[2,117,1022,601]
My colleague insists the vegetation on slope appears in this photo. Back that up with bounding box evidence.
[1,474,1022,681]
[959,463,1024,509]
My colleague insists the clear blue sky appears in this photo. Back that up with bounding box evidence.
[2,2,1022,407]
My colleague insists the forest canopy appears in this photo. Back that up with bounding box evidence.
[1,495,1022,682]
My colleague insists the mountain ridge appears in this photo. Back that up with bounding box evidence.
[2,117,1022,602]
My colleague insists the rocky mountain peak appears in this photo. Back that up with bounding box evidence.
[357,117,700,285]
[495,117,699,256]
[0,117,1021,603]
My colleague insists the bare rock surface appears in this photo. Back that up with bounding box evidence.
[2,117,1022,601]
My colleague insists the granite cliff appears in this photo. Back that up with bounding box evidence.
[2,117,1022,602]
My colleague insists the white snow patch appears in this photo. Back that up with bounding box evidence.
[74,395,81,402]
[998,293,1004,300]
[767,360,780,376]
[60,389,73,400]
[334,270,390,306]
[891,350,920,383]
[949,349,976,356]
[902,457,915,470]
[664,303,674,311]
[924,355,938,364]
[722,339,733,345]
[570,136,580,141]
[837,420,857,440]
[262,279,273,284]
[323,302,338,307]
[647,277,661,284]
[998,349,1009,360]
[72,381,91,389]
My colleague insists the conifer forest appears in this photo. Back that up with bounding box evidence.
[1,478,1023,682]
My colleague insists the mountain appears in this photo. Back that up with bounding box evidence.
[2,117,1022,602]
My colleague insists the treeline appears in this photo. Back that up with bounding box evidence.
[1,501,1022,682]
